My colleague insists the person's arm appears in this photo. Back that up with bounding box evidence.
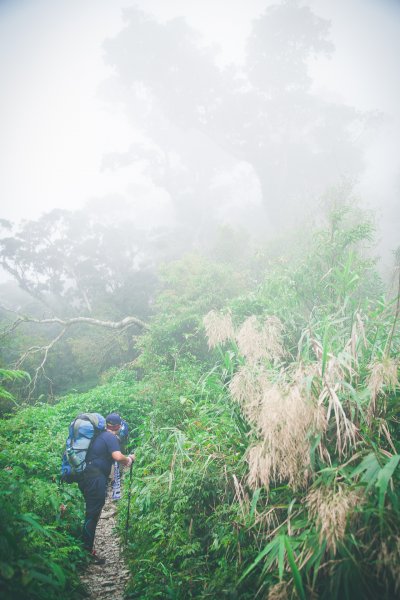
[112,450,135,467]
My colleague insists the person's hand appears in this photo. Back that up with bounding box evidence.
[126,454,135,467]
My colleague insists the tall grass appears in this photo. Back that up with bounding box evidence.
[202,207,399,599]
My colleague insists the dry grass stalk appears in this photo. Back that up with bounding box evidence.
[378,420,397,454]
[232,474,250,519]
[349,312,367,368]
[247,384,326,490]
[311,337,355,380]
[236,316,284,363]
[306,484,361,553]
[377,536,400,594]
[203,309,235,349]
[254,506,280,531]
[312,349,358,456]
[367,357,399,415]
[319,378,357,456]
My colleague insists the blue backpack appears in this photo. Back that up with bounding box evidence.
[60,413,106,483]
[119,418,129,443]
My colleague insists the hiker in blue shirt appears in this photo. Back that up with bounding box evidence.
[78,412,135,563]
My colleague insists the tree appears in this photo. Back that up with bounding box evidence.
[0,205,159,397]
[0,207,158,317]
[102,1,370,231]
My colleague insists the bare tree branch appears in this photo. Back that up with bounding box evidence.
[21,328,67,399]
[16,327,67,368]
[0,309,149,334]
[0,307,149,396]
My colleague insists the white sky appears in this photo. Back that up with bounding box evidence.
[0,0,399,228]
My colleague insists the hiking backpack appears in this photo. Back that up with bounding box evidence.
[60,412,106,483]
[118,418,129,444]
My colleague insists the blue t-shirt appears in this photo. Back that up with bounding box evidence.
[86,430,121,477]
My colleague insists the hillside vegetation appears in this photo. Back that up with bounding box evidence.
[0,204,399,599]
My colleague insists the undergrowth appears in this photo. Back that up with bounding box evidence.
[0,202,399,599]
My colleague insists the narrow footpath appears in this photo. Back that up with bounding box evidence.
[80,486,131,599]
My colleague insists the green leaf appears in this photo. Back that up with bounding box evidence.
[350,453,381,490]
[284,536,306,600]
[249,488,261,521]
[18,513,55,539]
[376,454,400,512]
[0,368,31,382]
[24,568,60,586]
[48,562,66,586]
[238,537,280,583]
[278,535,285,581]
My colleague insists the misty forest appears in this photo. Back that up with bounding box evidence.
[0,2,399,599]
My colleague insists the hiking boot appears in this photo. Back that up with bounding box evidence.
[89,550,106,565]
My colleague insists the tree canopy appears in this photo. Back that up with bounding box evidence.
[102,2,369,229]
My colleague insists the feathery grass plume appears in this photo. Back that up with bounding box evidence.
[247,384,326,490]
[263,316,285,359]
[306,484,361,553]
[247,440,275,490]
[377,536,400,595]
[289,362,321,395]
[229,364,270,424]
[236,315,284,363]
[367,357,399,414]
[267,581,289,600]
[203,309,235,349]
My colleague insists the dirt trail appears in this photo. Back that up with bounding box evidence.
[80,486,130,599]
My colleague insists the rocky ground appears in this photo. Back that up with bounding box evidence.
[80,485,131,599]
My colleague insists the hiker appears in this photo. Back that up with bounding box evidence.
[78,412,135,563]
[110,414,129,501]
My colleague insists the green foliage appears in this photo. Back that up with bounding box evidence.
[0,368,30,414]
[0,370,145,599]
[137,253,250,370]
[230,198,380,358]
[118,364,255,599]
[0,202,399,599]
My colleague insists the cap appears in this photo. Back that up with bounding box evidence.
[106,413,122,426]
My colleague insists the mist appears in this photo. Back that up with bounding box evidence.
[0,0,399,270]
[2,3,400,595]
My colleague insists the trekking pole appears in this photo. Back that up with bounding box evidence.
[124,460,134,545]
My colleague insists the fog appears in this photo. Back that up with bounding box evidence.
[0,0,399,269]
